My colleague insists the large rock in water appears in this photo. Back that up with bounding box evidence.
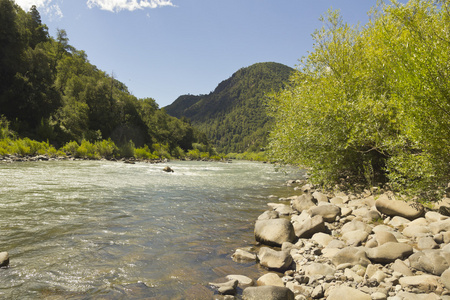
[366,242,413,264]
[254,219,296,247]
[375,194,424,219]
[242,286,295,300]
[0,252,9,268]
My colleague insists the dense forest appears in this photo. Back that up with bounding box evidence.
[165,62,293,153]
[0,0,208,158]
[268,0,450,199]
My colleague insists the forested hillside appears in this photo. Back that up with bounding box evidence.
[0,0,205,155]
[165,62,294,153]
[268,0,450,199]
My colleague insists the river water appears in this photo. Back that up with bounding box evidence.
[0,160,302,299]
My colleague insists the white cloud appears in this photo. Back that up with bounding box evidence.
[86,0,174,12]
[14,0,63,20]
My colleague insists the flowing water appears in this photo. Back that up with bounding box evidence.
[0,160,302,299]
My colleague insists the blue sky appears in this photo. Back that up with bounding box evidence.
[15,0,397,107]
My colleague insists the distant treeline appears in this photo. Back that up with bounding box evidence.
[0,0,209,156]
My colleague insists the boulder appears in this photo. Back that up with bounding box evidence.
[341,220,372,234]
[311,232,333,247]
[341,230,369,246]
[441,268,450,290]
[255,218,296,247]
[226,275,253,288]
[303,263,336,277]
[242,286,295,300]
[331,247,371,267]
[256,273,283,287]
[309,204,341,222]
[312,191,328,203]
[402,225,430,238]
[257,210,279,220]
[209,279,238,295]
[258,247,293,271]
[375,231,398,245]
[293,215,326,238]
[366,242,413,264]
[399,275,441,293]
[291,194,316,213]
[327,286,371,300]
[163,166,174,172]
[408,250,450,276]
[417,236,439,250]
[0,252,9,268]
[232,249,257,262]
[375,194,424,219]
[429,218,450,235]
[391,259,414,276]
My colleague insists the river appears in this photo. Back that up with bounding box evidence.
[0,160,302,299]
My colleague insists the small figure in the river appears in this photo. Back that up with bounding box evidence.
[163,166,174,173]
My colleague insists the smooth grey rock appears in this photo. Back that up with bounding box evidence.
[226,275,253,287]
[371,292,387,300]
[258,247,292,271]
[242,286,295,300]
[291,194,316,213]
[293,215,326,238]
[402,224,430,238]
[366,242,413,264]
[331,247,371,267]
[341,220,372,234]
[341,230,369,246]
[399,274,440,293]
[311,232,333,247]
[256,273,283,287]
[257,210,279,220]
[375,231,398,245]
[327,286,371,300]
[209,279,238,295]
[311,284,324,299]
[429,218,450,235]
[375,194,424,219]
[441,268,450,290]
[0,252,9,268]
[309,204,341,222]
[425,211,448,223]
[391,259,414,276]
[303,263,336,277]
[255,218,296,247]
[408,250,450,275]
[388,216,411,228]
[312,191,328,203]
[417,236,439,250]
[232,249,257,262]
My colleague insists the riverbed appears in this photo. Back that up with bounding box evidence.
[0,160,302,299]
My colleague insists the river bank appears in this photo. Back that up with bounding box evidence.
[211,179,450,299]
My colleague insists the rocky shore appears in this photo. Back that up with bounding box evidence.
[0,154,169,164]
[210,180,450,300]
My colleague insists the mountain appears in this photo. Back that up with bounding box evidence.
[165,62,294,153]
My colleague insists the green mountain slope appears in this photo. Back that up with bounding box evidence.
[165,62,294,153]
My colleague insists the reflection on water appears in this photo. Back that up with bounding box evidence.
[0,160,302,299]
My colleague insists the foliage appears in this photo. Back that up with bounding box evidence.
[268,1,450,198]
[165,62,294,153]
